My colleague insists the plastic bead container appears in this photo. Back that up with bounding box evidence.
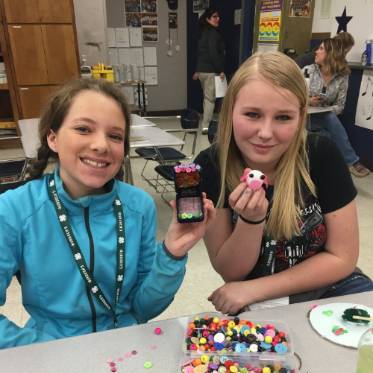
[180,354,299,373]
[184,313,293,358]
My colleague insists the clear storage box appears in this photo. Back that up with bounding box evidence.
[184,313,293,358]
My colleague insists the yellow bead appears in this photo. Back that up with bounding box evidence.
[228,321,235,329]
[213,317,220,324]
[264,335,273,344]
[262,367,271,373]
[201,354,209,363]
[230,366,238,372]
[199,337,207,344]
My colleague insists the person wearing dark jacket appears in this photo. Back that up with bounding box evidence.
[193,8,225,132]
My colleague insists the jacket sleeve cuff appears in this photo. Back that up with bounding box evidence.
[162,241,187,261]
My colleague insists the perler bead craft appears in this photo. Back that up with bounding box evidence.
[240,168,268,191]
[185,316,290,355]
[174,163,201,189]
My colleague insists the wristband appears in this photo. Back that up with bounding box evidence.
[162,241,187,261]
[239,214,266,225]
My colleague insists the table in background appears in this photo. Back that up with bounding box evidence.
[125,123,184,185]
[0,291,371,372]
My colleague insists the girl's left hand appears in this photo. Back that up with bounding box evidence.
[164,193,216,258]
[208,281,255,315]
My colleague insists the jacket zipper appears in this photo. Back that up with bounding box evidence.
[83,207,97,332]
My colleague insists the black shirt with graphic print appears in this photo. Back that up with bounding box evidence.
[194,134,357,279]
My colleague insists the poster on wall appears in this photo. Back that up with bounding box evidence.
[142,0,157,12]
[289,0,312,17]
[143,27,158,42]
[125,0,141,13]
[126,13,142,27]
[142,13,158,26]
[355,70,373,130]
[258,0,282,42]
[193,0,210,13]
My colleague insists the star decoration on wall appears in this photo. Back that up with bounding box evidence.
[335,7,352,33]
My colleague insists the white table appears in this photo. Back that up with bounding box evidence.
[125,124,185,184]
[0,291,371,372]
[131,114,156,127]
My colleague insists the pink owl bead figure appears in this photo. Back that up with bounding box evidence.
[240,168,268,191]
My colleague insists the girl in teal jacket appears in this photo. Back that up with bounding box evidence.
[0,79,215,349]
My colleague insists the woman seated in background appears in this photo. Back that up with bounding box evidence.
[195,51,373,315]
[304,37,370,177]
[296,31,354,69]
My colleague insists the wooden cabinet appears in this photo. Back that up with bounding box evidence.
[18,86,57,119]
[0,0,79,149]
[42,25,79,84]
[4,0,72,23]
[38,0,73,23]
[3,0,39,23]
[8,24,79,86]
[8,25,49,85]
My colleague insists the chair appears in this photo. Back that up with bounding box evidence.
[207,119,218,144]
[135,110,200,202]
[0,159,28,194]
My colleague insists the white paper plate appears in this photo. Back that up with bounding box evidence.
[309,302,373,348]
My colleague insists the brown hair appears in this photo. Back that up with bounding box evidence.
[27,78,131,180]
[333,32,355,55]
[322,38,351,76]
[216,51,316,240]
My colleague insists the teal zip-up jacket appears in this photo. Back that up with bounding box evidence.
[0,170,187,349]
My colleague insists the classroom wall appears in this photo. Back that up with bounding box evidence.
[312,0,373,62]
[74,0,187,112]
[73,0,108,65]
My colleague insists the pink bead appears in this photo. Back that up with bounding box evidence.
[154,327,162,335]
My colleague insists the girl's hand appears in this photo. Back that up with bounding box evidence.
[228,182,268,223]
[309,95,322,107]
[208,281,256,315]
[192,72,199,80]
[164,193,216,257]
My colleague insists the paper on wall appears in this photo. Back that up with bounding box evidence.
[355,70,373,130]
[129,28,143,47]
[108,48,119,65]
[144,66,158,85]
[144,47,157,66]
[129,48,144,66]
[215,76,228,98]
[115,28,130,47]
[118,48,131,64]
[107,28,116,47]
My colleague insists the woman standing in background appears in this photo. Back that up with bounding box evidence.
[193,7,225,132]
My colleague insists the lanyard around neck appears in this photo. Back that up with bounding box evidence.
[47,175,125,327]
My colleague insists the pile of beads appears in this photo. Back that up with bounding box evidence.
[181,355,294,373]
[174,163,201,174]
[185,316,290,354]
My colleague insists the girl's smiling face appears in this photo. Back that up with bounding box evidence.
[232,78,301,174]
[47,90,126,198]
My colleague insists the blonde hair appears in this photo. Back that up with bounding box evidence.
[216,51,315,240]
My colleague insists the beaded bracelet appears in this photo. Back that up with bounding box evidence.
[239,214,266,225]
